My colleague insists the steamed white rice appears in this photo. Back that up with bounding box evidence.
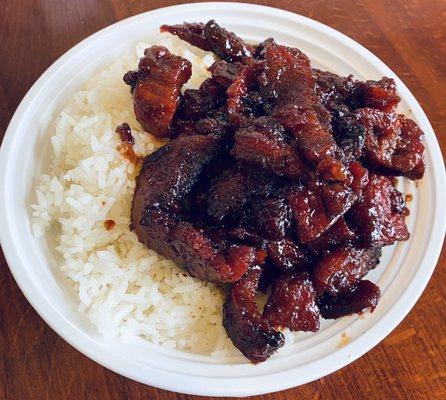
[30,34,246,356]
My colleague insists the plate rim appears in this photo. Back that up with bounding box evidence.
[0,2,445,397]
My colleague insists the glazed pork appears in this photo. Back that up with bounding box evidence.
[125,20,425,363]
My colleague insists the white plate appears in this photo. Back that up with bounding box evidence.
[0,2,445,397]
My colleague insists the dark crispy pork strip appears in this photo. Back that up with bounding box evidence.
[162,20,254,63]
[209,60,243,88]
[160,22,213,51]
[138,208,259,282]
[312,246,381,296]
[318,280,381,319]
[131,135,220,213]
[223,267,285,363]
[231,117,308,180]
[307,217,356,254]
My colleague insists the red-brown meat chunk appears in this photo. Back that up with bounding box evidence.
[314,70,359,107]
[223,267,285,363]
[123,46,192,137]
[359,77,400,113]
[312,245,381,296]
[204,20,255,62]
[319,161,369,217]
[347,174,409,247]
[287,185,337,244]
[315,70,400,113]
[329,104,366,162]
[307,217,356,254]
[260,45,346,181]
[357,109,425,179]
[266,238,312,273]
[286,163,366,244]
[131,134,220,213]
[161,20,254,63]
[209,60,243,88]
[160,22,213,51]
[259,44,314,110]
[318,280,381,319]
[131,135,262,283]
[263,272,320,331]
[137,208,257,283]
[232,117,308,180]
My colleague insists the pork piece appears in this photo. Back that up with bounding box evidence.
[138,208,259,283]
[330,104,365,162]
[259,44,315,110]
[314,70,359,108]
[160,22,213,51]
[177,78,226,121]
[263,272,320,331]
[162,20,254,63]
[231,117,308,180]
[320,162,367,216]
[315,70,400,112]
[317,280,381,319]
[260,45,346,180]
[287,160,368,244]
[315,156,349,183]
[131,134,220,213]
[359,77,400,113]
[223,267,285,363]
[206,165,276,222]
[204,20,255,62]
[227,60,264,122]
[206,166,249,221]
[348,160,370,191]
[357,109,425,179]
[347,174,409,247]
[307,217,356,254]
[393,116,425,179]
[209,60,243,88]
[169,119,197,138]
[123,46,192,137]
[287,185,337,244]
[276,108,345,179]
[266,238,313,273]
[319,181,355,217]
[246,196,292,239]
[320,161,369,216]
[312,245,381,296]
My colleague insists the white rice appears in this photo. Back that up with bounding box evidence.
[30,33,241,356]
